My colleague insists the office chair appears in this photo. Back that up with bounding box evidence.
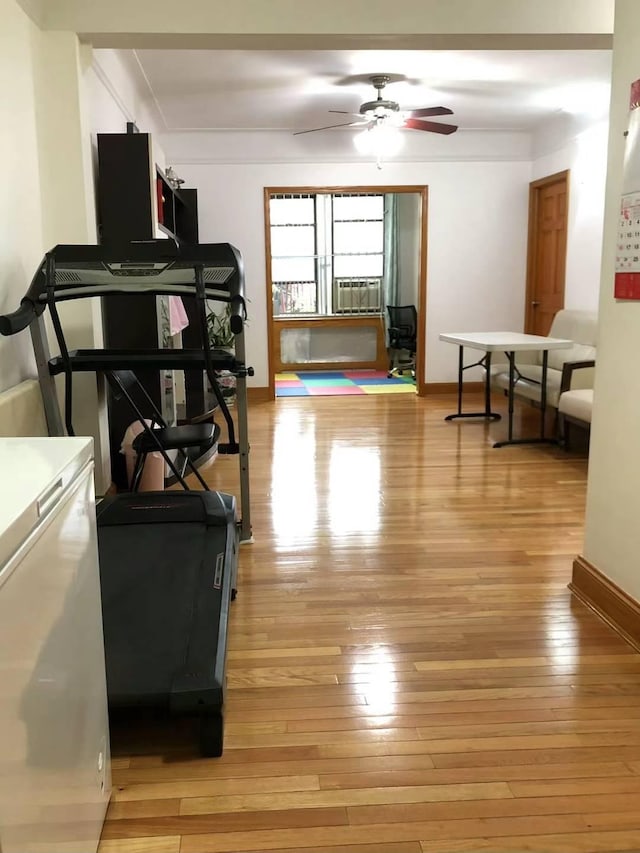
[387,305,417,378]
[105,369,220,492]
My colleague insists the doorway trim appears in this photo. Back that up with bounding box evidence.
[263,184,429,400]
[524,169,570,334]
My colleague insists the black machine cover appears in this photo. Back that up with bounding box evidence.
[96,490,237,712]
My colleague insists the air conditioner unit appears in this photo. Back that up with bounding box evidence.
[333,278,382,314]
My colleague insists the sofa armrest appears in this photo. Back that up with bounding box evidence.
[560,360,596,393]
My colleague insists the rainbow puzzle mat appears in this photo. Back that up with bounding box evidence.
[275,370,416,397]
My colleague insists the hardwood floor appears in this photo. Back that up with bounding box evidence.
[100,393,640,853]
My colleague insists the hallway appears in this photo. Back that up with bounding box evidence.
[102,393,640,853]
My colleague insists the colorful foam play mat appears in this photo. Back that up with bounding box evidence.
[275,370,416,397]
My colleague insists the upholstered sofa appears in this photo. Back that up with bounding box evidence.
[489,309,598,410]
[558,388,594,448]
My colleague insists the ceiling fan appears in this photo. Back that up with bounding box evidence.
[294,75,459,137]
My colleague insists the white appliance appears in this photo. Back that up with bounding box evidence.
[0,437,111,853]
[333,278,382,313]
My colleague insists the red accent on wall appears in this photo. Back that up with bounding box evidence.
[615,272,640,299]
[156,178,164,225]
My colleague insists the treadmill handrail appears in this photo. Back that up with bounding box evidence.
[0,300,38,336]
[0,239,253,541]
[33,283,243,305]
[0,264,48,337]
[1,240,247,327]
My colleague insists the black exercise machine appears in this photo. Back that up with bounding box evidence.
[0,240,253,755]
[97,489,237,755]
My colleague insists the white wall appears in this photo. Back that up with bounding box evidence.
[582,0,640,600]
[0,2,119,489]
[426,161,531,381]
[171,156,531,387]
[0,6,105,424]
[531,116,610,313]
[0,0,45,392]
[27,31,116,490]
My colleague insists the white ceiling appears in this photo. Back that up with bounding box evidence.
[130,49,612,134]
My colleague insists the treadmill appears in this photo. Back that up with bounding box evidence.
[0,240,253,756]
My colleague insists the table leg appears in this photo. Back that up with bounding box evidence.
[444,345,501,422]
[540,349,548,439]
[456,344,463,415]
[484,350,492,417]
[493,347,559,448]
[507,350,515,442]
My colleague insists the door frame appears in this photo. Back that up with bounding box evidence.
[263,184,429,400]
[524,170,570,334]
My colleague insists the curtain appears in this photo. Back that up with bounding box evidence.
[382,194,399,342]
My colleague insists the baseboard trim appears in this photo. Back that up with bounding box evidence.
[423,382,485,395]
[570,555,640,652]
[248,387,273,403]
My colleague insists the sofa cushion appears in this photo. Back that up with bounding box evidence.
[545,310,598,372]
[558,389,593,424]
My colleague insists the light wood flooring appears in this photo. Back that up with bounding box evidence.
[100,393,640,853]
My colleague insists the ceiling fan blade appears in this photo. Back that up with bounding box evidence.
[408,107,454,118]
[293,121,362,136]
[404,118,458,135]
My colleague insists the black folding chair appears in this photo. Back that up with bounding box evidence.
[387,305,417,377]
[105,369,219,492]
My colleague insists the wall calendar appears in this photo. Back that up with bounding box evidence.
[616,79,640,299]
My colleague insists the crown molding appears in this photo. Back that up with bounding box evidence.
[160,128,532,166]
[91,53,135,124]
[91,50,166,133]
[168,152,532,166]
[15,0,45,27]
[531,113,609,161]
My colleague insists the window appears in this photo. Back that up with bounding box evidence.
[270,194,318,315]
[270,192,384,316]
[332,194,384,279]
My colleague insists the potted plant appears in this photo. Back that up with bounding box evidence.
[206,302,235,351]
[206,303,236,402]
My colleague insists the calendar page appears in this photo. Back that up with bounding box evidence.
[615,79,640,299]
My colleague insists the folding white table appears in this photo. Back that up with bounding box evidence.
[439,331,573,448]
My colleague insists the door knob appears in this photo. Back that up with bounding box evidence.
[531,301,540,307]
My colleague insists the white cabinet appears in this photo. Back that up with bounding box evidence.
[0,438,111,853]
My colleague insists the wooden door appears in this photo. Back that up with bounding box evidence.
[525,171,569,336]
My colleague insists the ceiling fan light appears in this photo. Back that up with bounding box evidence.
[353,127,375,154]
[354,123,404,159]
